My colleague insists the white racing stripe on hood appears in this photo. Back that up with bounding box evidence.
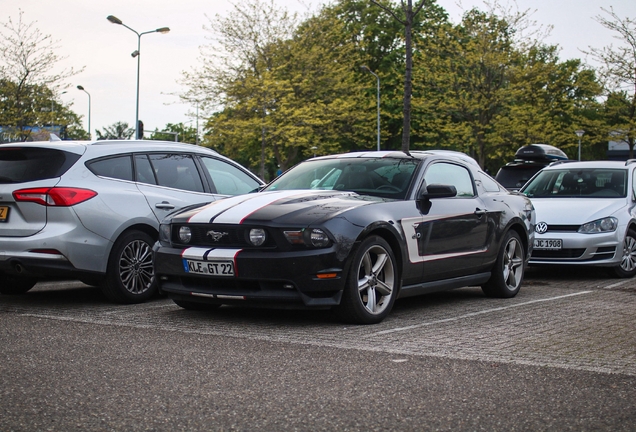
[187,194,258,223]
[211,190,315,224]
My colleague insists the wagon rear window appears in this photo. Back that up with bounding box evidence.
[0,147,81,183]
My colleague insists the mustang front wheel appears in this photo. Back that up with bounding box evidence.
[335,235,399,324]
[482,230,524,298]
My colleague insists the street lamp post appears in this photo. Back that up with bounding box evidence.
[107,15,170,140]
[361,65,381,151]
[575,129,585,161]
[77,86,91,140]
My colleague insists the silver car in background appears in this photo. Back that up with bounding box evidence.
[0,140,263,302]
[520,160,636,277]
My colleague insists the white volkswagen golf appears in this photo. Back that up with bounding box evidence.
[0,139,263,302]
[520,160,636,277]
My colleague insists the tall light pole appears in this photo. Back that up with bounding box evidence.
[575,129,585,161]
[361,65,381,151]
[77,86,91,140]
[107,15,170,140]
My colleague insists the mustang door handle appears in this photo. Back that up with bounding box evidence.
[474,208,488,216]
[155,201,175,210]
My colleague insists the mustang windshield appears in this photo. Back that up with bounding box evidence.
[266,157,420,199]
[521,168,627,198]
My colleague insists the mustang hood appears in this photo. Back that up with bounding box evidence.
[174,190,381,226]
[531,197,627,225]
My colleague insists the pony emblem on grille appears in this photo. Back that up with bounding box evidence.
[206,230,229,241]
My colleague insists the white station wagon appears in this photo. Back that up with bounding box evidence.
[520,160,636,277]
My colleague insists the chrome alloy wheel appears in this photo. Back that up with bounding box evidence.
[502,236,524,291]
[119,239,154,295]
[619,234,636,273]
[356,244,396,315]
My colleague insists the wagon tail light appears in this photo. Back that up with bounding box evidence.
[12,187,98,206]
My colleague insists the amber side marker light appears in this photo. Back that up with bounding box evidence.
[316,273,338,279]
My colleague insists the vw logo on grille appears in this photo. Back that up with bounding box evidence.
[206,230,228,242]
[535,222,548,234]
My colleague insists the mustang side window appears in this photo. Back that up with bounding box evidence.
[424,162,475,197]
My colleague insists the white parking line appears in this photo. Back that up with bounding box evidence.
[370,291,593,336]
[602,280,630,290]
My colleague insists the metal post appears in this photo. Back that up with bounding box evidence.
[107,15,169,140]
[575,130,585,161]
[77,86,91,140]
[361,65,381,151]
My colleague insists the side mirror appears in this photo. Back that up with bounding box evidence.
[417,183,457,201]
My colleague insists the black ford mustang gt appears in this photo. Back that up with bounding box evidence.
[153,151,535,324]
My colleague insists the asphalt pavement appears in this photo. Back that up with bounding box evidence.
[1,265,634,431]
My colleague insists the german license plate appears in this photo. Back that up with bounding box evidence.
[534,239,562,250]
[0,206,8,222]
[183,259,234,276]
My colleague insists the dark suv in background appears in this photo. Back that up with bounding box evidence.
[495,144,568,191]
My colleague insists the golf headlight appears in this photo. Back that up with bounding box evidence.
[249,228,267,246]
[179,226,192,243]
[578,217,618,233]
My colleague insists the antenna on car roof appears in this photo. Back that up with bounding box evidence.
[49,134,62,142]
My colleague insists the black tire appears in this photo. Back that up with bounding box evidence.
[612,229,636,278]
[100,230,157,304]
[173,299,222,311]
[0,274,37,295]
[482,230,525,298]
[334,235,399,324]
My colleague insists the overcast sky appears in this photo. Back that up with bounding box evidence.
[4,0,636,137]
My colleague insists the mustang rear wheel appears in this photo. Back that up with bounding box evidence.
[335,235,399,324]
[613,229,636,278]
[0,274,37,295]
[482,230,524,298]
[100,230,157,304]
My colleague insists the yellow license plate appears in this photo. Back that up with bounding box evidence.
[0,206,8,222]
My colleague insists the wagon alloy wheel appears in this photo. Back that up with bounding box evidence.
[120,239,154,295]
[335,235,399,324]
[100,230,158,303]
[613,229,636,278]
[482,230,524,298]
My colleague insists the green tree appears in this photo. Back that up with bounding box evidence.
[187,0,368,180]
[0,10,82,141]
[412,7,603,171]
[369,0,432,154]
[148,123,199,144]
[95,122,134,140]
[586,7,636,158]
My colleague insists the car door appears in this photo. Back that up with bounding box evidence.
[134,153,217,223]
[415,161,492,281]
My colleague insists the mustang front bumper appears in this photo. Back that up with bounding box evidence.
[153,243,349,308]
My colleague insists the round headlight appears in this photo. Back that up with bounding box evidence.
[179,226,192,243]
[309,228,330,247]
[249,228,267,246]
